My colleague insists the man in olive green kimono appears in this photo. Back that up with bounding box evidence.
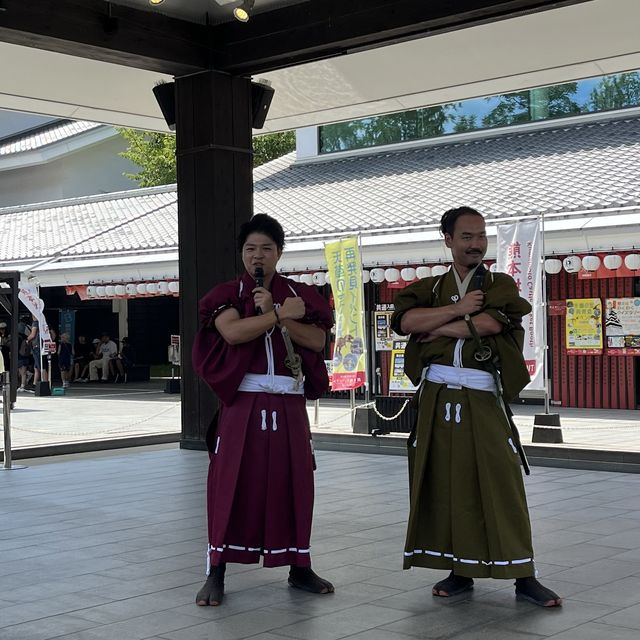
[391,207,561,607]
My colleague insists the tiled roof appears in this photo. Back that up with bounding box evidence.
[254,116,640,236]
[0,120,104,156]
[1,115,639,264]
[0,188,177,261]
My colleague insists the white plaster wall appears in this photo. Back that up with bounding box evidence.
[0,136,141,207]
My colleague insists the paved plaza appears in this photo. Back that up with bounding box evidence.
[2,446,640,639]
[1,382,640,455]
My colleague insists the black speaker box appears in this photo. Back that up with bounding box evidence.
[251,82,275,129]
[152,82,176,131]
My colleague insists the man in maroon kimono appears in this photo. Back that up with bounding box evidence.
[192,214,335,606]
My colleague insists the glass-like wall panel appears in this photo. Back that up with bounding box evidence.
[319,71,640,154]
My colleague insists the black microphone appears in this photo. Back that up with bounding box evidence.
[254,267,264,315]
[468,263,487,292]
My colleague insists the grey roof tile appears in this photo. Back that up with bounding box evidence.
[0,120,104,156]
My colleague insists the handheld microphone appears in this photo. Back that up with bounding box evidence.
[254,267,264,315]
[468,263,487,292]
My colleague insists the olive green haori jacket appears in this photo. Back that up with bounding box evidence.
[391,269,536,579]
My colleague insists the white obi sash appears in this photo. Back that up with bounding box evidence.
[238,373,304,395]
[424,364,496,393]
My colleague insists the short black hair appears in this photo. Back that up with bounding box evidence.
[440,207,484,237]
[237,214,285,252]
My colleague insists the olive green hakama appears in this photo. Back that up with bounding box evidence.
[393,270,536,579]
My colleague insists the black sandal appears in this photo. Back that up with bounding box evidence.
[515,577,562,607]
[432,571,474,597]
[288,566,334,594]
[195,563,226,606]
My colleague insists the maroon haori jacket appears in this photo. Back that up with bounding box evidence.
[192,271,333,406]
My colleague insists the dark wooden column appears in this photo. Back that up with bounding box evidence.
[175,70,253,449]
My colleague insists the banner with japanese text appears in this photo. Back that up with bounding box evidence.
[496,219,544,390]
[565,298,603,354]
[325,237,366,390]
[388,340,419,393]
[18,282,52,343]
[605,297,640,355]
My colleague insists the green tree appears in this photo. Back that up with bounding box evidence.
[117,129,296,187]
[253,131,296,167]
[482,83,580,128]
[588,72,640,111]
[117,128,177,187]
[319,105,455,153]
[452,114,478,133]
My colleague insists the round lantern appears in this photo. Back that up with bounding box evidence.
[96,286,106,297]
[624,253,640,270]
[288,274,300,283]
[400,267,416,282]
[370,268,385,283]
[168,281,180,293]
[145,283,158,294]
[312,272,326,286]
[563,256,582,273]
[115,284,126,296]
[581,255,601,272]
[416,266,431,279]
[384,268,400,283]
[157,281,169,294]
[431,265,448,277]
[105,285,116,297]
[300,273,314,286]
[489,262,499,273]
[125,284,137,295]
[87,285,96,297]
[544,258,563,275]
[362,270,371,284]
[136,283,147,295]
[603,254,623,270]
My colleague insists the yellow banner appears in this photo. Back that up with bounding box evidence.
[325,237,366,390]
[566,298,603,355]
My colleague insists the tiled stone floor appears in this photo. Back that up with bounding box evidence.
[2,445,640,639]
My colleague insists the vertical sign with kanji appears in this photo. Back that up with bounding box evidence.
[325,237,366,390]
[496,219,544,390]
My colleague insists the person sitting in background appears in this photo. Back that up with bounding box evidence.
[111,337,135,383]
[74,335,95,382]
[88,333,118,382]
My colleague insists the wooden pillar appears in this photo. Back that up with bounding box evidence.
[175,70,253,448]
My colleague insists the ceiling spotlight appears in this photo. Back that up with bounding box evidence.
[149,0,165,6]
[234,0,255,23]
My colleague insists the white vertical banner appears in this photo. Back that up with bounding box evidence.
[496,219,544,390]
[18,282,52,343]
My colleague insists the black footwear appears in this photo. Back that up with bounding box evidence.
[196,564,226,606]
[515,577,562,607]
[288,566,334,594]
[432,571,474,597]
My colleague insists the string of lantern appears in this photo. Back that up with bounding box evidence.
[544,252,640,274]
[285,251,640,287]
[85,280,180,299]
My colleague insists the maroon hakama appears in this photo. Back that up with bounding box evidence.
[192,273,332,572]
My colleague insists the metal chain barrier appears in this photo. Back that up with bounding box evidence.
[5,402,180,438]
[312,398,411,429]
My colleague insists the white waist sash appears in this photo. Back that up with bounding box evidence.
[238,373,304,395]
[424,364,496,393]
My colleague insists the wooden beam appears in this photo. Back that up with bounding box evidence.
[0,0,210,75]
[0,0,592,76]
[209,0,592,74]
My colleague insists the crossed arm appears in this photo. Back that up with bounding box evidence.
[214,296,326,352]
[399,290,503,340]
